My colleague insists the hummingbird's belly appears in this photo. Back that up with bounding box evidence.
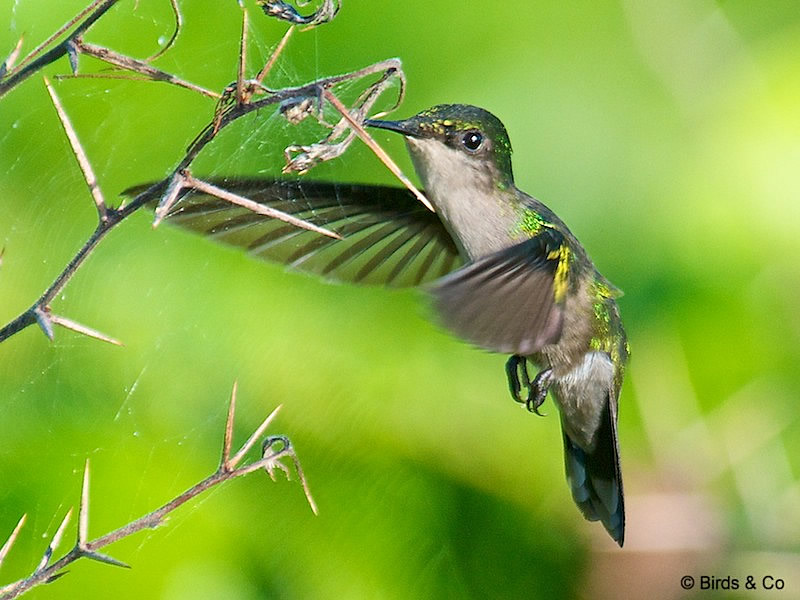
[551,351,615,451]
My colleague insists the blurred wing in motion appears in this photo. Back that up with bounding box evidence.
[427,228,568,355]
[125,178,462,287]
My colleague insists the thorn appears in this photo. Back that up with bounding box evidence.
[78,460,90,547]
[261,436,318,515]
[49,314,123,346]
[44,76,107,221]
[322,88,434,213]
[221,381,238,469]
[83,551,130,569]
[49,508,73,557]
[228,404,282,469]
[183,175,342,240]
[292,450,318,516]
[0,513,27,569]
[1,35,24,77]
[11,0,107,79]
[255,25,294,85]
[34,306,55,341]
[152,172,185,228]
[45,570,69,584]
[301,484,318,515]
[236,9,247,105]
[35,508,73,573]
[0,246,4,269]
[66,40,79,75]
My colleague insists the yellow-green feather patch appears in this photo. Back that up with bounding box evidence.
[512,208,545,238]
[547,244,571,303]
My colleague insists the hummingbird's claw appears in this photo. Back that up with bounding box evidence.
[506,356,552,416]
[505,355,530,403]
[527,400,546,416]
[525,368,553,417]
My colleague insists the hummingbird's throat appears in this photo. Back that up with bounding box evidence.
[404,137,522,260]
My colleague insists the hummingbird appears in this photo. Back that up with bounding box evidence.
[129,104,628,545]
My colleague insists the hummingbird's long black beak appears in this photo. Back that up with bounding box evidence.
[362,116,436,213]
[364,118,421,138]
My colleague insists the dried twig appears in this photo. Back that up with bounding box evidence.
[0,0,119,97]
[62,38,219,99]
[321,87,433,212]
[0,80,132,345]
[279,59,405,173]
[0,385,315,600]
[0,15,336,343]
[149,169,341,239]
[257,0,341,29]
[0,2,411,596]
[179,173,342,239]
[0,3,408,346]
[0,0,202,98]
[144,0,182,63]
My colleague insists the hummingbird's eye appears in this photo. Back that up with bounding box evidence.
[462,130,483,152]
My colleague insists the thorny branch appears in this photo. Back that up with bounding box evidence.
[0,0,338,97]
[61,38,219,99]
[0,0,213,98]
[0,0,120,97]
[1,2,400,596]
[0,384,316,600]
[0,1,421,345]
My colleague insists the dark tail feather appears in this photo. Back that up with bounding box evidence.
[562,398,625,546]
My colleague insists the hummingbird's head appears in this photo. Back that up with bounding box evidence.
[366,104,514,193]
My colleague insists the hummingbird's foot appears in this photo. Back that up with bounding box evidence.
[505,355,531,404]
[526,368,553,416]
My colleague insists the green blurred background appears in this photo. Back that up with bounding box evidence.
[2,1,800,598]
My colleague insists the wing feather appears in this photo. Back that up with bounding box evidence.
[124,178,462,287]
[427,228,569,355]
